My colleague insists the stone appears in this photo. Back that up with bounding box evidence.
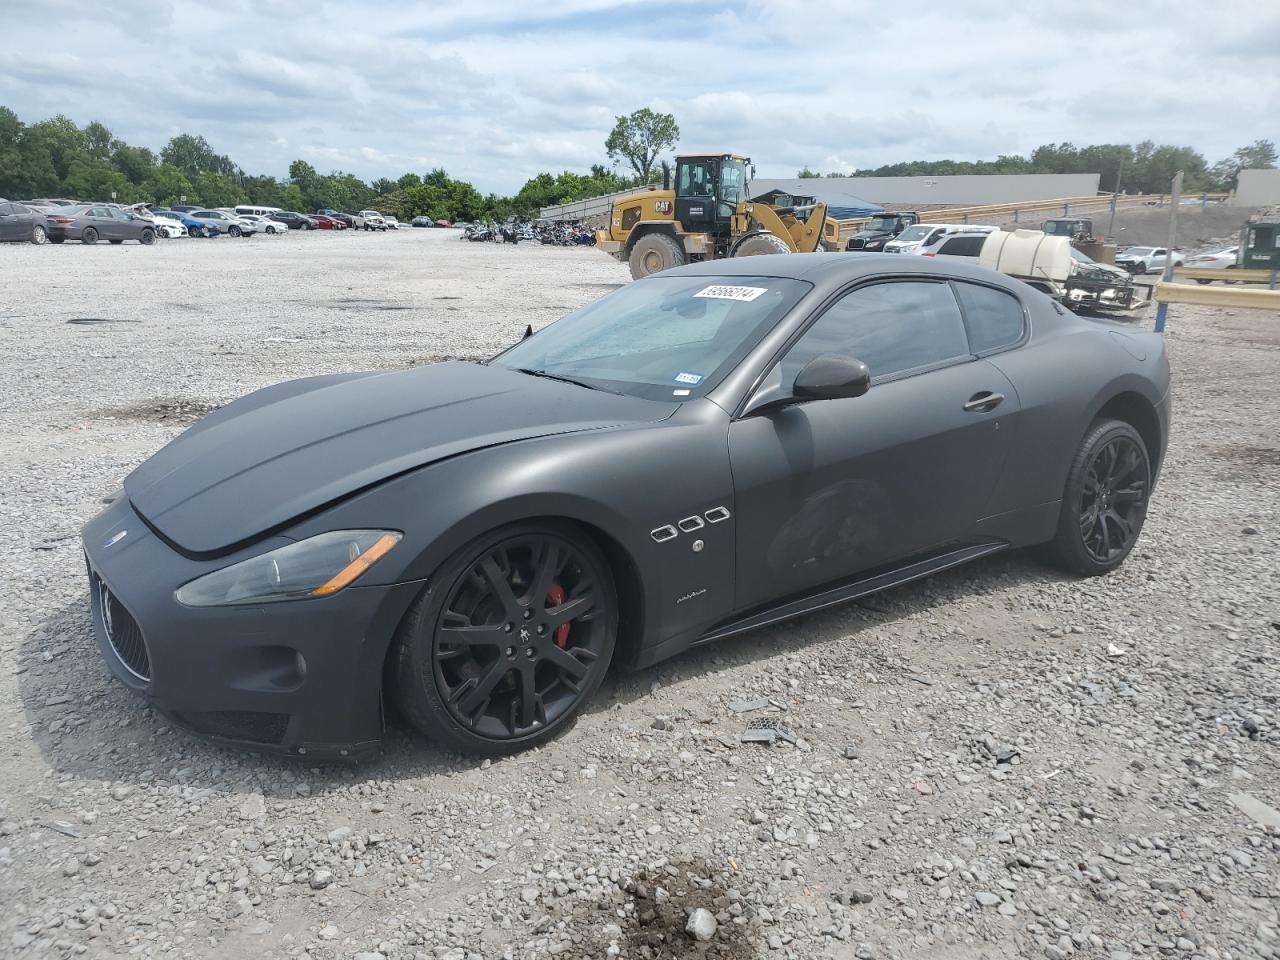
[686,907,717,941]
[238,792,266,821]
[975,891,1001,907]
[309,869,333,890]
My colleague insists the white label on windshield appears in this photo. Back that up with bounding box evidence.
[693,285,768,302]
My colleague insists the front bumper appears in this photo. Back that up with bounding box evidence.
[82,496,423,759]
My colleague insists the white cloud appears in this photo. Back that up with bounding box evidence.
[2,0,1275,193]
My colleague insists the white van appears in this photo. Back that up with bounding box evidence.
[884,223,995,255]
[234,205,282,218]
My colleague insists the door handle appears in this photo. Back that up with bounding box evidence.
[963,391,1004,413]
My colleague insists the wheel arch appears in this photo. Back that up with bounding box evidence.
[1094,390,1163,475]
[623,221,681,257]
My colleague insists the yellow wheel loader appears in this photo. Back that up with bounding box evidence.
[595,153,842,279]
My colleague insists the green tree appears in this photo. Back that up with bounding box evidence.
[27,116,88,181]
[140,164,194,205]
[1210,140,1278,191]
[162,133,234,177]
[605,107,679,183]
[191,171,246,207]
[84,120,115,159]
[797,166,821,178]
[111,144,156,184]
[63,156,135,202]
[397,172,422,190]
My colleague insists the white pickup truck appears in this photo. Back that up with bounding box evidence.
[358,210,389,231]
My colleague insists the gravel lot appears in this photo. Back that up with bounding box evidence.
[2,229,1278,960]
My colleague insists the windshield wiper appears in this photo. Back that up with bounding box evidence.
[514,368,603,392]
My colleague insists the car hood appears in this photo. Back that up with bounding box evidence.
[124,361,675,555]
[1073,261,1131,283]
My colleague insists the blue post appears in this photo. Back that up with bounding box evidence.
[1271,270,1278,290]
[1154,302,1168,333]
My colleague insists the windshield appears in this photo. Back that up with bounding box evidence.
[895,225,933,242]
[1070,248,1093,263]
[493,275,812,401]
[1044,221,1075,235]
[864,216,900,232]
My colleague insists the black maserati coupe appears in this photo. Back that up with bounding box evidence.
[82,253,1170,758]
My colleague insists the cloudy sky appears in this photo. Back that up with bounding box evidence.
[3,0,1276,193]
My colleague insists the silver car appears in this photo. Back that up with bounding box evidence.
[188,210,256,238]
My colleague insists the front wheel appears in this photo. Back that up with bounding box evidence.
[228,225,242,238]
[733,232,791,257]
[30,224,47,244]
[391,522,617,756]
[628,232,687,280]
[1049,419,1151,576]
[139,228,155,245]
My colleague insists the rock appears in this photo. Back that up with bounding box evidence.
[309,869,333,890]
[1231,792,1280,830]
[975,891,1001,907]
[521,886,539,904]
[109,785,132,802]
[888,887,908,903]
[686,907,717,941]
[352,953,385,960]
[327,826,352,842]
[317,924,339,940]
[238,792,266,821]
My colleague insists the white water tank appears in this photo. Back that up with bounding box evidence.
[979,229,1072,282]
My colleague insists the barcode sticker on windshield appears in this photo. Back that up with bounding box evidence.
[693,285,768,302]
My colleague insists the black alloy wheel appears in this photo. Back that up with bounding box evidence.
[140,228,155,245]
[392,523,616,755]
[1051,419,1151,575]
[82,227,98,244]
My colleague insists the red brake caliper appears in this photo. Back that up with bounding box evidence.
[547,582,570,649]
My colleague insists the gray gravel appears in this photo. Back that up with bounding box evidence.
[1,229,1278,960]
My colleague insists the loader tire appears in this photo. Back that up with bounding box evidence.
[733,233,791,258]
[629,233,686,279]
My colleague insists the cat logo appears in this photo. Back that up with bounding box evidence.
[655,200,672,214]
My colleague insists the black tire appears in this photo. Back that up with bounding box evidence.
[733,232,791,258]
[1049,418,1151,576]
[81,227,98,244]
[628,232,686,280]
[139,228,155,245]
[391,521,617,756]
[228,225,242,238]
[30,224,47,245]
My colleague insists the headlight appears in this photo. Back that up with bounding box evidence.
[175,530,401,607]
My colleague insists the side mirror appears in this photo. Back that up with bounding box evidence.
[793,354,871,401]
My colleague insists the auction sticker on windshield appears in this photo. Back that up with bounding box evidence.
[673,371,704,385]
[693,285,769,302]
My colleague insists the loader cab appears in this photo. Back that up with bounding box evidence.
[675,153,750,234]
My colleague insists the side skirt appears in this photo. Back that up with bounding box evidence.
[693,541,1008,646]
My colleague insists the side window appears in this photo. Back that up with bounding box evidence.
[783,281,970,384]
[1153,248,1166,256]
[677,162,713,198]
[952,282,1025,354]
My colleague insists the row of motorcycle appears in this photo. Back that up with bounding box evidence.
[460,220,596,245]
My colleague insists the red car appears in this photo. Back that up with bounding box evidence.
[310,214,344,230]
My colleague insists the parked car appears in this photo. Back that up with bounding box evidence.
[188,210,255,237]
[925,231,997,259]
[236,214,285,235]
[169,205,201,214]
[24,197,78,208]
[234,205,282,219]
[316,209,357,229]
[886,223,996,255]
[149,213,188,239]
[846,211,921,251]
[382,216,401,230]
[81,254,1169,758]
[44,205,158,245]
[358,210,388,230]
[309,214,342,230]
[411,216,431,227]
[268,211,316,230]
[0,201,52,244]
[1114,246,1184,274]
[1185,247,1240,283]
[153,209,216,238]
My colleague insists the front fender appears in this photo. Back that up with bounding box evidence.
[286,407,737,660]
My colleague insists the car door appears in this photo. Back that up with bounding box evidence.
[1149,248,1168,272]
[727,278,1020,606]
[108,207,134,239]
[0,203,14,241]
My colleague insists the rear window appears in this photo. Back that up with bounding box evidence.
[953,281,1026,354]
[937,235,986,257]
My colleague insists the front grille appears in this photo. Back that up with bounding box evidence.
[174,710,291,745]
[848,238,866,250]
[94,575,151,681]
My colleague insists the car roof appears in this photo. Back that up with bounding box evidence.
[661,251,1029,295]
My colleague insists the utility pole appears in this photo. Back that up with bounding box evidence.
[1106,154,1124,237]
[1154,170,1183,334]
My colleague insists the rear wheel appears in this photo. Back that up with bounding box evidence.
[1049,419,1151,576]
[81,227,98,244]
[628,232,686,279]
[733,232,791,258]
[30,224,47,244]
[391,522,617,756]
